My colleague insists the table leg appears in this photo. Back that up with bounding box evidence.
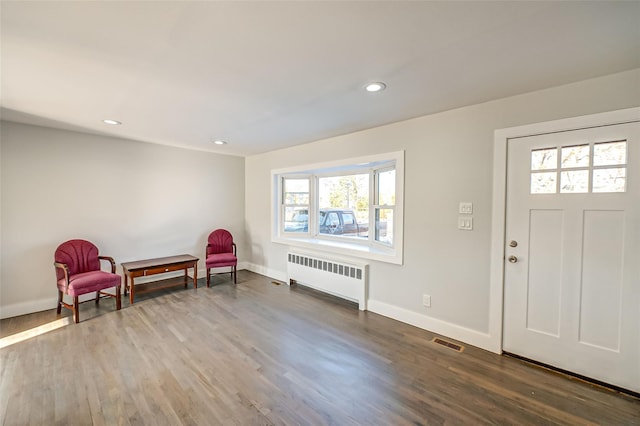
[129,276,135,305]
[124,274,128,296]
[193,263,198,289]
[184,268,188,289]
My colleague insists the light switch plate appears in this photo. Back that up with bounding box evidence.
[458,217,473,230]
[459,202,473,214]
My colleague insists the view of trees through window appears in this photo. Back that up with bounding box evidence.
[319,174,369,222]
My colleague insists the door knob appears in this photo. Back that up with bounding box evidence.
[508,255,518,263]
[509,240,518,248]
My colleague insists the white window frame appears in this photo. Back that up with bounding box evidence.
[272,151,404,265]
[372,165,396,246]
[281,175,311,235]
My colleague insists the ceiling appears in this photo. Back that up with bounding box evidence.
[2,1,639,157]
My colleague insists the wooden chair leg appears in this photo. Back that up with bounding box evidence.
[56,290,63,314]
[73,297,80,324]
[95,291,100,305]
[206,268,210,287]
[233,265,237,284]
[116,286,122,310]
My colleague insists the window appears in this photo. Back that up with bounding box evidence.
[374,168,395,244]
[593,141,627,193]
[282,178,310,233]
[318,173,369,239]
[272,151,404,264]
[530,140,627,194]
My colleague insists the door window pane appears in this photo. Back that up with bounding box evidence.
[531,172,557,194]
[529,142,627,195]
[593,168,626,193]
[594,141,626,166]
[561,145,589,168]
[560,170,589,193]
[531,148,557,170]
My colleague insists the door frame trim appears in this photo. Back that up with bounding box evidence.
[488,107,640,354]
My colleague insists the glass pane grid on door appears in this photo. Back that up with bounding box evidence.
[530,140,627,194]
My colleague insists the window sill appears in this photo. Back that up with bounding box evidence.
[272,235,403,265]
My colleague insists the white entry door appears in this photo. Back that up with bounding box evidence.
[503,121,640,393]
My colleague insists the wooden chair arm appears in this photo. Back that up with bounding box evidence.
[54,261,70,291]
[232,242,237,256]
[98,256,116,273]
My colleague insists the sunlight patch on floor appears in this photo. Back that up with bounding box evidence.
[0,317,72,349]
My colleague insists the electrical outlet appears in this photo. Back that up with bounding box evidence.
[423,294,431,308]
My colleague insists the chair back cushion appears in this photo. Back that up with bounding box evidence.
[207,229,234,254]
[54,239,100,280]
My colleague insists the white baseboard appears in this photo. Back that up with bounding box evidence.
[1,297,57,319]
[244,263,287,283]
[367,299,500,354]
[1,291,122,319]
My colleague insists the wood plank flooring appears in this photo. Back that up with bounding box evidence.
[1,271,639,425]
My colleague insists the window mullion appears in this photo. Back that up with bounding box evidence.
[369,170,375,242]
[311,175,318,237]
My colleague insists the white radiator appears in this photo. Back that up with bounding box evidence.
[286,251,368,310]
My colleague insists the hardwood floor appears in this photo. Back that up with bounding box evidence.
[1,271,638,425]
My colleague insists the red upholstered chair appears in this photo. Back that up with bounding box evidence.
[206,229,237,287]
[54,239,122,323]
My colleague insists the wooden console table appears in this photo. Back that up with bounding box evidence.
[121,254,199,304]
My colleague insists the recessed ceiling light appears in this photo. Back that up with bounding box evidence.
[213,140,227,145]
[103,119,122,125]
[365,82,386,92]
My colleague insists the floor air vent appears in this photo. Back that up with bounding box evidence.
[432,337,464,352]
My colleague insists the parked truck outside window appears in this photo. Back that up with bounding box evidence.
[285,208,381,239]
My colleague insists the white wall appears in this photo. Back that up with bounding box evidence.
[244,69,640,352]
[0,122,245,318]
